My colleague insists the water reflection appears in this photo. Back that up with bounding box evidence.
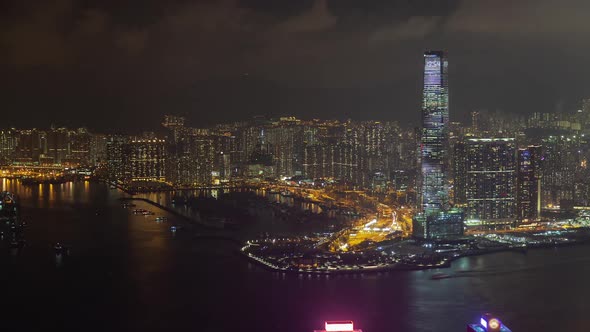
[0,178,101,208]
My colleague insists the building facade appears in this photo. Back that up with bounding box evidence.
[414,50,463,239]
[517,146,542,222]
[464,138,516,223]
[419,50,450,215]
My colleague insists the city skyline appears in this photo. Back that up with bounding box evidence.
[4,2,590,332]
[3,1,590,131]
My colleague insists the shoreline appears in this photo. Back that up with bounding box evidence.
[114,187,590,276]
[239,238,590,275]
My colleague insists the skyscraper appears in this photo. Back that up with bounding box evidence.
[123,137,167,184]
[419,50,449,215]
[517,145,543,222]
[413,51,463,239]
[464,138,516,223]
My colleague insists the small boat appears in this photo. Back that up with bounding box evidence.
[142,211,155,216]
[133,209,147,214]
[155,216,168,222]
[170,226,177,232]
[431,272,452,280]
[54,243,70,256]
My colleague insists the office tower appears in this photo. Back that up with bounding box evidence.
[465,138,516,223]
[517,146,543,222]
[413,51,463,239]
[419,50,449,214]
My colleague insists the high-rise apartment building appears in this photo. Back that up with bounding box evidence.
[67,128,92,166]
[517,146,543,222]
[14,129,41,164]
[123,138,167,184]
[46,127,69,164]
[0,130,17,164]
[463,138,516,222]
[106,135,126,183]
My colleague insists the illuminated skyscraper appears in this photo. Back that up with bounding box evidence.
[419,50,449,215]
[413,51,463,239]
[464,138,516,223]
[123,138,167,184]
[106,135,126,183]
[517,145,543,222]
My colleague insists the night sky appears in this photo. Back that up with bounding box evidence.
[2,0,590,131]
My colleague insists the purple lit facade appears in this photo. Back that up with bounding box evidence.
[419,51,449,215]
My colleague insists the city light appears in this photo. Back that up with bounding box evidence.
[325,321,354,332]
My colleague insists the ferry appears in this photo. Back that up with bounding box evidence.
[467,313,512,332]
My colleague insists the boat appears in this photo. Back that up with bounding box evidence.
[133,209,147,214]
[54,243,70,256]
[170,226,177,232]
[142,210,155,216]
[431,272,452,280]
[155,216,168,222]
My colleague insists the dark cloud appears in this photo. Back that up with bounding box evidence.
[1,0,590,130]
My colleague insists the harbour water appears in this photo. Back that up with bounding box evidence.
[1,179,589,332]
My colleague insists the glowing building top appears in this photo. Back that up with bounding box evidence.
[314,321,362,332]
